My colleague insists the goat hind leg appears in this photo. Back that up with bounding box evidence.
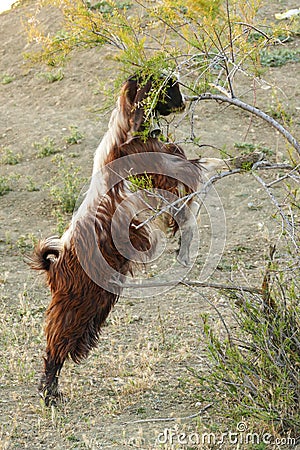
[39,352,64,406]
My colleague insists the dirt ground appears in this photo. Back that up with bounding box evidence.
[0,1,299,449]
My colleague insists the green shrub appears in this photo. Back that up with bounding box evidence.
[37,68,64,83]
[260,48,300,67]
[0,148,21,165]
[25,176,40,192]
[234,142,273,157]
[0,176,11,196]
[33,137,60,158]
[16,233,38,254]
[198,275,300,436]
[1,73,14,84]
[49,155,85,214]
[127,172,153,192]
[65,126,84,145]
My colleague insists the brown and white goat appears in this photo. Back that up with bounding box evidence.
[29,74,227,405]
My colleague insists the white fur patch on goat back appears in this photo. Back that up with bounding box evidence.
[198,157,231,176]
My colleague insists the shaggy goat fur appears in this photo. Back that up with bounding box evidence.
[29,75,225,405]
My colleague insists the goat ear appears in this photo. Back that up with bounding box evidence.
[131,80,152,133]
[123,77,139,105]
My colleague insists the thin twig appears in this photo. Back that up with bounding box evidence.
[265,163,300,187]
[123,279,262,295]
[122,403,213,425]
[235,22,271,40]
[226,0,234,63]
[213,27,235,98]
[252,161,294,171]
[252,172,299,251]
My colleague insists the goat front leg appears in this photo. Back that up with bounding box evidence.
[177,226,194,266]
[39,352,64,406]
[176,200,199,267]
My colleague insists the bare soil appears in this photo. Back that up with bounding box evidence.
[0,1,299,449]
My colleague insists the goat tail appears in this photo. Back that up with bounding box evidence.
[27,236,63,271]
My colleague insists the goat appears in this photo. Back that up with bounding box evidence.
[28,74,228,405]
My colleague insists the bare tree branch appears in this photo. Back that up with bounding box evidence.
[122,403,213,425]
[123,279,262,295]
[185,93,300,155]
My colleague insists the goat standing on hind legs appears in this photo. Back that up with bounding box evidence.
[28,73,229,406]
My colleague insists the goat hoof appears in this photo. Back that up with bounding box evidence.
[40,391,64,407]
[39,387,64,407]
[176,254,192,267]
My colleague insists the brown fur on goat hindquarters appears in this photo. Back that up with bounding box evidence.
[30,189,153,406]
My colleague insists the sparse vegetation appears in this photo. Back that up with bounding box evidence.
[234,142,274,157]
[48,155,86,233]
[0,174,20,197]
[1,73,14,84]
[0,175,12,196]
[65,125,84,145]
[25,176,40,192]
[33,136,60,158]
[267,102,293,125]
[37,68,64,83]
[128,172,153,193]
[49,154,84,213]
[87,0,132,13]
[260,47,300,67]
[0,148,21,165]
[16,233,38,254]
